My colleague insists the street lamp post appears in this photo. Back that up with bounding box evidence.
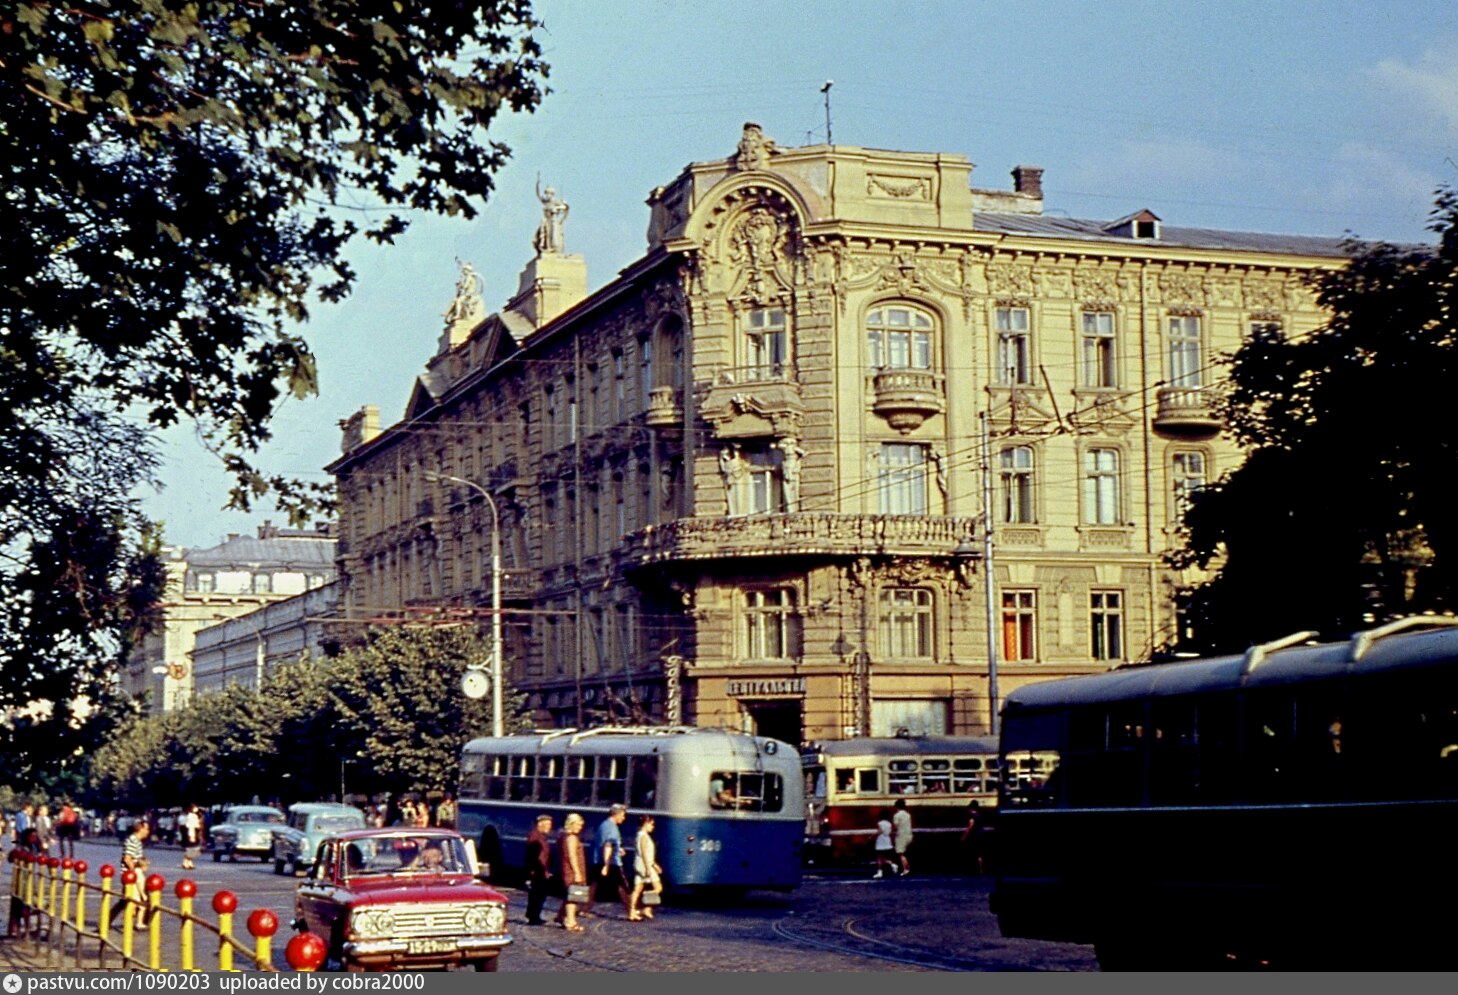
[427,472,504,738]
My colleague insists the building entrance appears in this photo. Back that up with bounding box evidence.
[741,699,803,747]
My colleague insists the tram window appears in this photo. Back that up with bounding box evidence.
[629,756,659,809]
[1150,699,1198,805]
[598,755,628,805]
[953,758,987,793]
[888,760,919,795]
[537,756,563,804]
[857,768,880,793]
[510,755,536,801]
[922,759,951,793]
[566,756,595,805]
[485,756,507,800]
[834,768,856,794]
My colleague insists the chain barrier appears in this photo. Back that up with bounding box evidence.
[5,847,324,971]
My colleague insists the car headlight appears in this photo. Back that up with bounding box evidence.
[463,907,489,932]
[485,905,506,933]
[351,909,395,938]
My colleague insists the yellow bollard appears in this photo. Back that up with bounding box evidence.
[176,880,197,972]
[60,860,74,934]
[147,875,163,970]
[120,870,136,964]
[46,858,60,929]
[213,891,238,972]
[73,861,89,964]
[98,866,115,943]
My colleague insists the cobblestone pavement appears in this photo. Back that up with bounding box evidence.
[497,875,1097,972]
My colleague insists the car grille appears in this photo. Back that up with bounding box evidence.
[391,907,469,938]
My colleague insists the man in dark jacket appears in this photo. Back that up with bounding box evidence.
[523,814,554,925]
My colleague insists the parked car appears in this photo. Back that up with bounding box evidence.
[209,805,286,862]
[273,803,367,876]
[293,828,511,972]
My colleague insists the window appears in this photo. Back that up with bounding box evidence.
[1002,590,1037,661]
[871,699,949,737]
[878,443,928,515]
[565,756,595,805]
[867,305,934,370]
[1083,448,1121,525]
[252,573,272,594]
[709,770,784,812]
[995,307,1032,385]
[1091,591,1124,661]
[611,350,626,422]
[1168,315,1203,387]
[998,446,1035,524]
[1171,451,1207,521]
[881,588,933,659]
[744,447,783,515]
[638,335,653,407]
[888,760,919,795]
[744,589,799,660]
[744,307,788,379]
[1081,312,1116,388]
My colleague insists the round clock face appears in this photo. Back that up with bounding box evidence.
[461,670,490,700]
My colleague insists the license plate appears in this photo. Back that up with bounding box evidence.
[406,939,456,955]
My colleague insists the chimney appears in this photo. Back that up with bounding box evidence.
[1011,165,1044,198]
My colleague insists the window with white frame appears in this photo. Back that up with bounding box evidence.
[1081,312,1117,388]
[1001,590,1036,661]
[878,443,928,515]
[743,307,788,379]
[1168,315,1203,388]
[999,445,1035,524]
[744,589,800,660]
[880,588,934,659]
[1090,590,1124,661]
[996,307,1032,385]
[742,446,783,515]
[1082,448,1121,525]
[1171,450,1207,521]
[867,305,934,370]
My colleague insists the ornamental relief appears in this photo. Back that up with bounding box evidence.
[988,262,1035,299]
[1244,279,1285,313]
[1068,392,1137,435]
[866,173,933,200]
[1033,268,1073,299]
[1209,278,1242,309]
[1074,269,1121,306]
[1160,272,1207,308]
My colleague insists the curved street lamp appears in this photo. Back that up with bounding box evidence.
[426,472,504,737]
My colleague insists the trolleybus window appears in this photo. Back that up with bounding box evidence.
[597,755,629,805]
[485,755,507,800]
[709,771,784,812]
[537,756,564,803]
[566,756,595,804]
[510,755,535,801]
[460,752,486,798]
[629,756,659,808]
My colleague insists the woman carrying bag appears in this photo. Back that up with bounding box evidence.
[628,814,663,921]
[554,813,588,932]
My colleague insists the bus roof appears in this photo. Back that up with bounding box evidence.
[462,725,795,758]
[805,735,999,758]
[1003,621,1458,712]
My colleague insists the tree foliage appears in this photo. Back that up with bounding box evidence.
[90,627,531,808]
[0,1,546,775]
[1170,190,1458,653]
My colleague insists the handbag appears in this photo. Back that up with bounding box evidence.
[566,884,591,904]
[640,890,661,906]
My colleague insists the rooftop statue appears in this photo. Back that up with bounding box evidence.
[534,176,569,255]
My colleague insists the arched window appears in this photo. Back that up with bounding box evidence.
[867,305,934,370]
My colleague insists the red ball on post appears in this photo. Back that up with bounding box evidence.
[212,890,238,915]
[247,909,279,938]
[285,931,328,972]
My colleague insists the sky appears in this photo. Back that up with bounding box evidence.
[148,0,1458,549]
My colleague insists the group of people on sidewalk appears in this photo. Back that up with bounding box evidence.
[522,804,663,931]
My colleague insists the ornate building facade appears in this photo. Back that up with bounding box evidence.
[327,126,1348,745]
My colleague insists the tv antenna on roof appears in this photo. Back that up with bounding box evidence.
[820,80,834,145]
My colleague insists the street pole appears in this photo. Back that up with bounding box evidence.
[981,411,1000,737]
[428,473,505,737]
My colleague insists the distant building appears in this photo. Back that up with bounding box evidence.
[327,125,1352,745]
[124,522,336,713]
[190,581,342,694]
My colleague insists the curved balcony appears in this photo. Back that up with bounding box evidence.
[644,386,682,428]
[870,369,945,433]
[1153,386,1220,435]
[623,513,977,566]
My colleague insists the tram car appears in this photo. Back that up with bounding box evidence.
[457,726,803,894]
[801,734,999,865]
[993,617,1458,969]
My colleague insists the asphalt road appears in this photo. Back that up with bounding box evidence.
[52,838,1097,972]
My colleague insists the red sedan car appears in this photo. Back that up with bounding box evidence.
[294,827,511,971]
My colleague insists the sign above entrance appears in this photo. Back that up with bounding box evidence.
[727,677,805,697]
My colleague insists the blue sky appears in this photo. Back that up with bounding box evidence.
[149,0,1458,548]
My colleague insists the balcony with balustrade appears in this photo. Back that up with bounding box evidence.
[1153,386,1220,435]
[622,513,978,567]
[869,369,945,433]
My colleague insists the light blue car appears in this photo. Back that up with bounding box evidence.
[271,802,367,876]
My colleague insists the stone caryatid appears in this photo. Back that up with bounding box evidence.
[534,176,569,256]
[775,437,805,512]
[443,259,486,328]
[719,444,746,516]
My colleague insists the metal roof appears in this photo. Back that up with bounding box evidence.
[974,212,1356,257]
[185,533,337,569]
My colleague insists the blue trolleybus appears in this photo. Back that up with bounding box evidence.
[457,726,803,894]
[992,616,1458,970]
